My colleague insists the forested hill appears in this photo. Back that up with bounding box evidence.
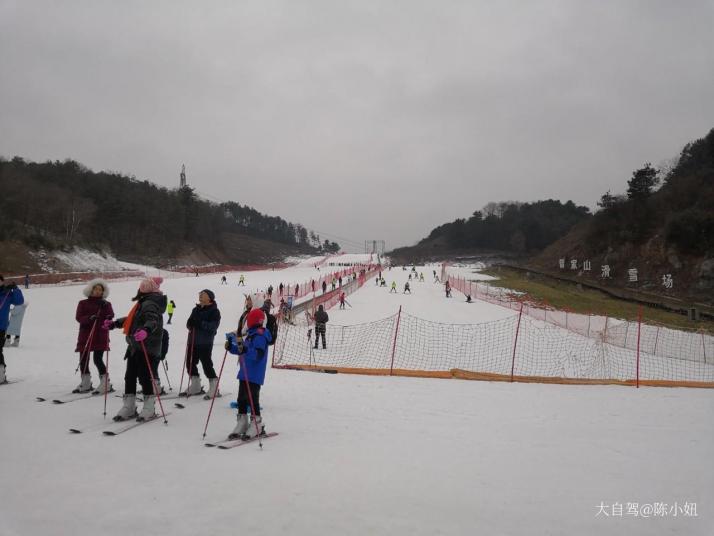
[391,127,714,300]
[390,199,591,261]
[531,127,714,299]
[0,157,339,268]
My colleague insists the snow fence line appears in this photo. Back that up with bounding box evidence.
[272,307,714,389]
[441,263,714,365]
[274,365,714,389]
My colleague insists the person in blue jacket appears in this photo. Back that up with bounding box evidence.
[225,307,272,440]
[0,275,25,384]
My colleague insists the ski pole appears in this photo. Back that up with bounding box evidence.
[201,349,228,439]
[162,360,173,391]
[76,315,100,374]
[184,329,196,397]
[103,349,110,418]
[177,329,193,395]
[239,355,263,449]
[140,340,168,424]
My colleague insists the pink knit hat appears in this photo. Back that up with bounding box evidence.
[139,276,163,294]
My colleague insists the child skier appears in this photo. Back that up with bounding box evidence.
[404,282,411,294]
[74,279,115,393]
[390,281,397,293]
[105,277,166,422]
[238,274,245,286]
[0,276,24,384]
[184,289,222,398]
[225,307,272,440]
[339,292,346,309]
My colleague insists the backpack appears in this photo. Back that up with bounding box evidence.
[265,312,278,346]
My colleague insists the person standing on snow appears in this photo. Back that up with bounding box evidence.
[6,301,28,347]
[225,307,272,440]
[221,275,228,285]
[322,280,327,294]
[0,276,24,384]
[339,292,346,309]
[313,304,329,349]
[390,281,397,293]
[74,279,115,393]
[166,299,176,324]
[105,277,166,422]
[184,289,222,398]
[404,282,411,294]
[238,274,246,286]
[279,282,284,296]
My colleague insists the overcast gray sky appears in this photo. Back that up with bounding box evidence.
[1,1,713,251]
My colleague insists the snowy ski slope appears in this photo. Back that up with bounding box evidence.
[0,256,711,535]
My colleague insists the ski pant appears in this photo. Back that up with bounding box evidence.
[0,330,5,366]
[167,313,173,324]
[314,324,326,349]
[237,380,261,415]
[123,348,156,395]
[79,350,107,376]
[187,344,217,379]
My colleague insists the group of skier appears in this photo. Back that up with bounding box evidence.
[59,275,279,440]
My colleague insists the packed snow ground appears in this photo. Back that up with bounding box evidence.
[1,257,712,535]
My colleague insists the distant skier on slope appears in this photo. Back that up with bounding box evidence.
[314,304,329,349]
[390,281,397,293]
[238,274,245,286]
[166,299,176,324]
[403,282,411,294]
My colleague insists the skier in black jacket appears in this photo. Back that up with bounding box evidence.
[184,289,221,398]
[314,304,328,349]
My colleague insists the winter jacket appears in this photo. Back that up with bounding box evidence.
[75,297,115,352]
[0,284,24,331]
[314,308,329,326]
[232,326,272,385]
[6,302,28,336]
[186,302,221,346]
[167,301,175,314]
[114,292,166,357]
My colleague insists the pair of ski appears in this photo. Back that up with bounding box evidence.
[69,412,172,435]
[37,390,116,404]
[174,391,229,409]
[0,380,22,386]
[205,432,278,449]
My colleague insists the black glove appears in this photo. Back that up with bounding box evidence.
[89,315,97,321]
